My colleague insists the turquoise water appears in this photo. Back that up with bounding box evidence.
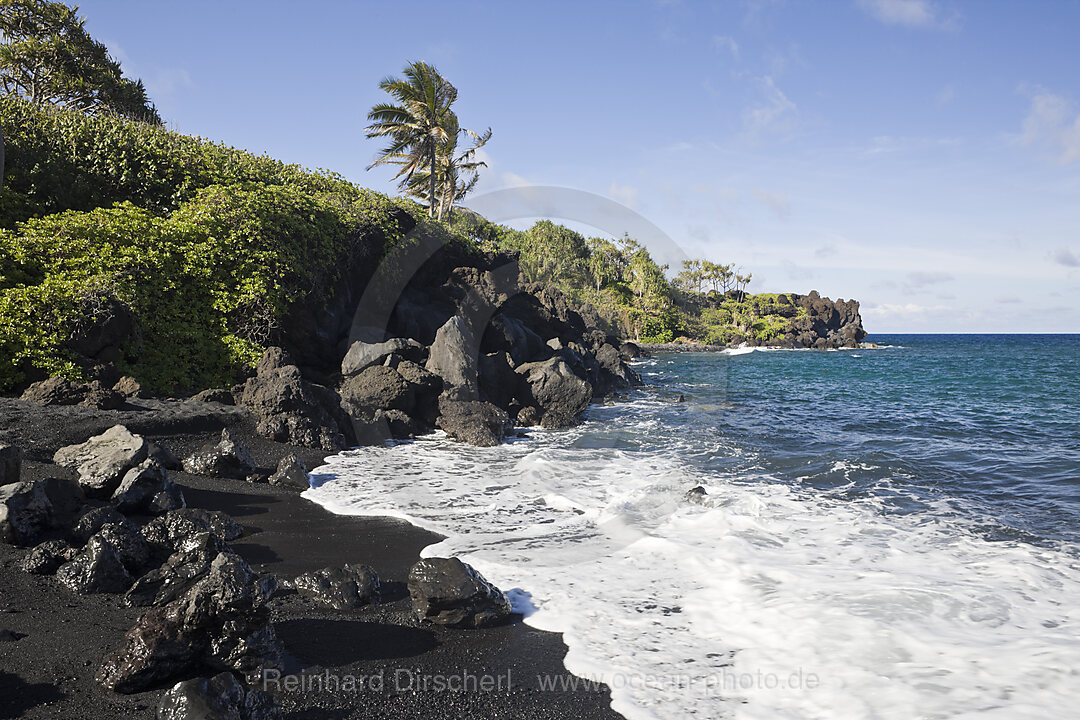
[309,335,1080,719]
[654,335,1080,546]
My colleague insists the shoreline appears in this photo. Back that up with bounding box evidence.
[0,396,623,719]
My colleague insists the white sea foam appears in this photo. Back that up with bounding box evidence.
[304,402,1080,720]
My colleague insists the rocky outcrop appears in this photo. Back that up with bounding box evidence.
[182,430,256,480]
[436,398,513,447]
[142,509,240,555]
[1,481,56,546]
[341,337,425,377]
[20,539,76,574]
[126,532,224,608]
[72,506,127,544]
[53,425,149,497]
[407,557,512,629]
[268,454,308,489]
[112,459,185,515]
[157,672,282,720]
[776,291,866,349]
[515,357,592,429]
[291,564,379,610]
[20,377,124,409]
[98,551,281,693]
[56,535,133,594]
[240,348,351,451]
[425,315,480,400]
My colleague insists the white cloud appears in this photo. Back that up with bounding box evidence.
[857,0,958,30]
[904,270,953,289]
[501,172,533,188]
[1021,91,1080,164]
[753,189,790,219]
[936,84,955,106]
[742,76,798,140]
[712,35,740,58]
[608,181,639,210]
[861,302,951,321]
[1052,247,1080,267]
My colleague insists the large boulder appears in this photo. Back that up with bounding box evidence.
[0,481,52,546]
[339,366,414,416]
[394,360,442,424]
[53,425,149,498]
[94,521,154,575]
[126,533,225,608]
[98,552,282,693]
[113,460,185,515]
[38,477,85,531]
[481,314,549,367]
[426,315,479,400]
[267,454,308,490]
[515,357,593,429]
[20,539,76,575]
[72,506,128,544]
[436,399,513,447]
[594,343,642,392]
[0,446,20,486]
[157,672,282,720]
[56,535,134,594]
[407,557,512,629]
[240,348,350,451]
[168,509,244,543]
[20,376,86,405]
[20,377,124,409]
[341,337,425,377]
[142,509,240,555]
[292,564,380,610]
[183,430,256,480]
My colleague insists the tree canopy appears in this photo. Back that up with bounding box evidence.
[365,61,489,219]
[0,0,160,123]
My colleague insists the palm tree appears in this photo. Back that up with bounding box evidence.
[365,61,458,218]
[398,123,491,220]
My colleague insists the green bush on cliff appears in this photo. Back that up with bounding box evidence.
[0,94,362,225]
[0,183,410,392]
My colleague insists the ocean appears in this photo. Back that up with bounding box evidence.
[304,334,1080,719]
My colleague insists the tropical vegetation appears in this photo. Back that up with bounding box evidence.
[364,61,490,220]
[0,0,160,123]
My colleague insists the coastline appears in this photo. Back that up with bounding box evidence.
[0,397,622,719]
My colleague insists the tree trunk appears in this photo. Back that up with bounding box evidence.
[429,145,437,218]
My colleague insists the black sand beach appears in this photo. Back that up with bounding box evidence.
[0,397,622,719]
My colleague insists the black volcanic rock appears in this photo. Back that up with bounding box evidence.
[20,538,76,575]
[292,564,380,610]
[56,535,133,594]
[436,398,513,447]
[515,357,592,429]
[408,557,512,629]
[240,348,351,451]
[98,551,281,693]
[183,429,256,480]
[157,671,282,720]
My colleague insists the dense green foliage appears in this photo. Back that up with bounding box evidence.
[0,0,160,123]
[0,95,414,393]
[454,214,793,345]
[0,94,361,224]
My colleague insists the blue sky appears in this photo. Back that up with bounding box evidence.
[77,0,1080,332]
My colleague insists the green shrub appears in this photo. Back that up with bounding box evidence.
[0,183,408,393]
[0,94,360,223]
